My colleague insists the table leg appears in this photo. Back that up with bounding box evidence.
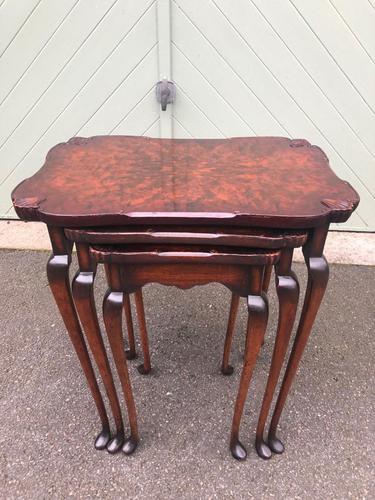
[230,268,269,460]
[103,290,139,455]
[268,225,329,454]
[262,264,273,293]
[46,227,110,449]
[123,293,137,360]
[73,243,125,454]
[134,289,152,375]
[221,264,273,376]
[255,248,299,459]
[221,293,240,375]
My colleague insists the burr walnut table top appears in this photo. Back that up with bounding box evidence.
[12,135,359,228]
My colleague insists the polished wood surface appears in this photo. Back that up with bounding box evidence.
[103,286,139,456]
[220,231,306,377]
[123,294,136,360]
[65,226,307,248]
[267,224,330,455]
[46,226,111,450]
[255,247,299,459]
[95,244,277,459]
[73,242,125,453]
[12,135,360,460]
[12,136,359,228]
[91,244,280,267]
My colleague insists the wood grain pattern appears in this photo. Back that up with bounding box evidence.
[64,225,307,248]
[267,225,330,455]
[12,136,359,228]
[46,226,111,450]
[96,243,274,459]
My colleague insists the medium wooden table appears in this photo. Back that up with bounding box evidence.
[12,135,359,459]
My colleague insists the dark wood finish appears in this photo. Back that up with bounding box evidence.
[66,226,305,380]
[262,264,273,293]
[220,232,305,376]
[255,248,299,459]
[221,293,240,376]
[12,136,359,459]
[134,289,151,375]
[267,225,330,454]
[73,242,124,453]
[230,269,269,461]
[12,136,359,228]
[220,264,273,378]
[66,223,149,365]
[94,245,280,298]
[123,294,137,360]
[103,287,139,456]
[65,226,307,248]
[92,244,281,267]
[94,244,278,458]
[46,227,110,450]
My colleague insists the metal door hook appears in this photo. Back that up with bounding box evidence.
[156,79,175,111]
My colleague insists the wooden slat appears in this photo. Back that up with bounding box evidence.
[212,0,375,195]
[0,0,159,216]
[79,47,158,135]
[172,3,285,136]
[1,0,373,231]
[156,0,173,137]
[290,0,375,112]
[253,0,375,156]
[0,2,157,202]
[111,90,159,135]
[173,0,373,230]
[331,0,375,61]
[0,0,78,105]
[173,45,254,137]
[173,84,225,138]
[143,119,160,137]
[172,116,193,138]
[0,0,118,147]
[0,0,40,55]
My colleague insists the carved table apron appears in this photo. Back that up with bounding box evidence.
[11,135,359,459]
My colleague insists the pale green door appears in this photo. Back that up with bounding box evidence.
[0,0,162,218]
[1,0,374,231]
[170,0,375,231]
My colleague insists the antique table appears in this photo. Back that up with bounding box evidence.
[11,135,359,459]
[91,242,281,458]
[64,224,306,459]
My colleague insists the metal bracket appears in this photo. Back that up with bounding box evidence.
[156,79,175,111]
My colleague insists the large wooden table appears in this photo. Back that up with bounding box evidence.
[12,136,359,459]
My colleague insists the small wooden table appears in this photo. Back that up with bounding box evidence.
[12,136,359,459]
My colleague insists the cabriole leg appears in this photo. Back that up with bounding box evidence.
[221,293,240,375]
[134,289,151,375]
[222,263,272,376]
[255,249,299,459]
[268,226,329,454]
[123,293,137,360]
[262,264,273,293]
[230,267,269,460]
[46,227,110,450]
[103,290,139,455]
[72,243,125,454]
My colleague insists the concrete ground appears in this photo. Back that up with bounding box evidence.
[0,249,374,499]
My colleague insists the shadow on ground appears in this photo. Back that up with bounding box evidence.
[0,250,374,499]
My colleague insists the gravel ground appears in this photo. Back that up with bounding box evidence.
[0,250,374,499]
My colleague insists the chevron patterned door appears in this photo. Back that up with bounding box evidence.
[170,0,375,231]
[1,0,374,231]
[0,0,161,217]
